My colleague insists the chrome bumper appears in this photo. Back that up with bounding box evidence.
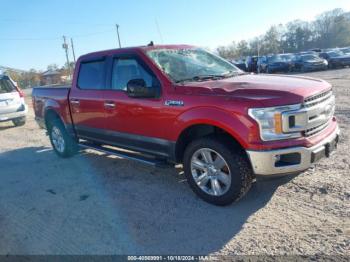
[246,126,340,175]
[0,105,27,122]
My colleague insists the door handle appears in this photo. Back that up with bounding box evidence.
[104,101,116,109]
[70,99,80,105]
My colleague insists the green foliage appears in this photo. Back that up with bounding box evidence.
[4,69,41,89]
[217,8,350,59]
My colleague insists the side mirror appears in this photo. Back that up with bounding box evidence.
[126,79,157,98]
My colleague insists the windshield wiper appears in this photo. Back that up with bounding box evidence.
[175,71,245,83]
[175,74,225,83]
[222,70,246,78]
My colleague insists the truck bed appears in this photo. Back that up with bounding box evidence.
[32,85,71,128]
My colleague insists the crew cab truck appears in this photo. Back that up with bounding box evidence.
[32,45,339,206]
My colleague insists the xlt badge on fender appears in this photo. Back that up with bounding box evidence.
[165,100,184,106]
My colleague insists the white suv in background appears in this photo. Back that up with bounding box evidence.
[0,74,27,126]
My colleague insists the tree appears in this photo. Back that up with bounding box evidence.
[236,40,250,57]
[4,69,41,88]
[215,8,350,59]
[262,26,281,54]
[47,64,59,71]
[282,20,314,52]
[216,42,238,60]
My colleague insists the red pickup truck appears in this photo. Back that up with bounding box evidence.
[33,45,339,205]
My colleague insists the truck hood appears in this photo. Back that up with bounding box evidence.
[179,74,332,107]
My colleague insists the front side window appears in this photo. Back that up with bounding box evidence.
[111,58,153,91]
[77,60,105,90]
[146,48,240,82]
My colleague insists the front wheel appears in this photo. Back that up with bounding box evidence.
[183,137,253,206]
[48,118,77,158]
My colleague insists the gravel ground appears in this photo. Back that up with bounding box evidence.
[0,69,349,256]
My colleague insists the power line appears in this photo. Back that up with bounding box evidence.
[0,18,113,27]
[0,29,115,41]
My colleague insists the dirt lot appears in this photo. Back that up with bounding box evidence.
[0,69,349,256]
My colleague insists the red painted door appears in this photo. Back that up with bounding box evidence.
[69,58,108,140]
[101,56,170,156]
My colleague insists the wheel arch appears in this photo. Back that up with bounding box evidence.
[174,121,248,163]
[44,108,63,129]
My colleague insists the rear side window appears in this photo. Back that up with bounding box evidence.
[77,60,106,89]
[0,79,15,94]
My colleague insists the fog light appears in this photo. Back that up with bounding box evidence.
[275,153,301,167]
[274,154,281,162]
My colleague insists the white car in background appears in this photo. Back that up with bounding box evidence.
[0,74,27,126]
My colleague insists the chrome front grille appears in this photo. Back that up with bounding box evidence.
[304,120,331,137]
[303,89,335,137]
[304,89,333,108]
[282,89,335,137]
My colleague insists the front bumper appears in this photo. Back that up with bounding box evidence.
[0,105,28,122]
[246,126,340,175]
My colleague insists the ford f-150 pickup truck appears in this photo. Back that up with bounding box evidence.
[32,45,339,205]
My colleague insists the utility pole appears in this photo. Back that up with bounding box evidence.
[70,38,76,63]
[115,24,121,48]
[62,35,72,79]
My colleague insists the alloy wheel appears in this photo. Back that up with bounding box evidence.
[190,148,232,196]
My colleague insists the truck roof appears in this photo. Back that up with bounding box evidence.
[78,44,194,60]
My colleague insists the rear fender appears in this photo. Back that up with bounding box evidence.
[43,100,76,138]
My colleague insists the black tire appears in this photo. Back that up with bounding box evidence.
[183,137,253,206]
[47,117,77,158]
[12,117,26,127]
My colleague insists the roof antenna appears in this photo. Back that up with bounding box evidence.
[148,41,154,46]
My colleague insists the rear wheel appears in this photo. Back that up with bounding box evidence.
[183,137,253,206]
[48,118,77,158]
[12,117,26,127]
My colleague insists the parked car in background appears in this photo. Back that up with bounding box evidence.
[309,48,322,53]
[231,59,247,71]
[257,56,267,73]
[319,50,350,68]
[280,53,296,71]
[293,54,328,72]
[258,55,290,73]
[245,56,259,72]
[298,51,318,56]
[0,74,27,126]
[339,47,350,55]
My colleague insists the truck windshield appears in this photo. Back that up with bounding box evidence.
[146,48,241,83]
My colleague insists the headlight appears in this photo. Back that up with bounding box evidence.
[249,105,302,141]
[323,60,328,66]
